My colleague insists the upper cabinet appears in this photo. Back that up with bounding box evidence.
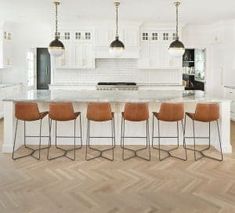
[53,23,183,69]
[55,29,95,69]
[138,28,182,69]
[0,26,13,69]
[95,26,139,58]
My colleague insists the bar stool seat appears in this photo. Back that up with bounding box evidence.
[152,103,187,161]
[184,103,223,161]
[48,103,82,161]
[121,103,151,161]
[12,102,49,160]
[86,103,115,161]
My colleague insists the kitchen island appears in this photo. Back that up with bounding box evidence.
[2,89,232,153]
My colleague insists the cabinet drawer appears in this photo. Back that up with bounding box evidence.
[231,112,235,121]
[231,101,235,113]
[224,88,235,100]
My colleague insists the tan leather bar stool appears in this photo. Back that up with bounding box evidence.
[86,103,115,161]
[48,103,82,161]
[152,103,187,161]
[121,103,151,161]
[184,103,223,161]
[12,102,49,160]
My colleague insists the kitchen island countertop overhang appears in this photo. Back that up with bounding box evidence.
[2,89,232,154]
[2,89,230,103]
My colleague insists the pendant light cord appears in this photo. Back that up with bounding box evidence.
[115,2,120,39]
[175,2,180,40]
[55,1,60,39]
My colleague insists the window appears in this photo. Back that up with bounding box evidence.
[75,32,81,40]
[142,33,148,40]
[172,33,177,40]
[55,32,60,39]
[85,32,91,40]
[4,32,7,40]
[64,32,70,40]
[27,51,35,88]
[163,33,169,40]
[152,33,158,40]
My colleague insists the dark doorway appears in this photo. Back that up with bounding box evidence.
[37,48,51,90]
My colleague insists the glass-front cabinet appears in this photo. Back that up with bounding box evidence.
[194,49,206,81]
[182,48,206,91]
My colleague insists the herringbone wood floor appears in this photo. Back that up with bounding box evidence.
[0,120,235,213]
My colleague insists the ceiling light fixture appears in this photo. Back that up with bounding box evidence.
[110,1,125,57]
[48,0,65,57]
[169,1,185,57]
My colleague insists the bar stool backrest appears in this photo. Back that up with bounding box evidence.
[49,103,76,121]
[87,103,112,121]
[194,103,220,122]
[124,103,149,121]
[15,102,41,121]
[158,103,184,121]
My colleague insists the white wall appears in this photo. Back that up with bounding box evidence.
[183,20,235,96]
[1,22,51,84]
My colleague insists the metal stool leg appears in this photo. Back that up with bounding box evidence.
[86,118,115,161]
[181,120,188,161]
[12,119,47,160]
[184,117,223,161]
[48,117,82,161]
[152,116,187,161]
[122,119,151,161]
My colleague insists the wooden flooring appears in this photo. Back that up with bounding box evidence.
[0,120,235,213]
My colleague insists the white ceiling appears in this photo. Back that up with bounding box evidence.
[0,0,235,25]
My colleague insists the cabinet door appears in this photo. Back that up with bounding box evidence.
[95,29,109,46]
[138,42,150,68]
[3,39,12,67]
[149,42,161,68]
[56,41,73,68]
[74,44,95,69]
[83,44,95,68]
[75,45,84,68]
[124,28,139,47]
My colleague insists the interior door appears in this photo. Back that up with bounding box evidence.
[37,48,51,90]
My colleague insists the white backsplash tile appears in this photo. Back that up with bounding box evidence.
[54,59,181,85]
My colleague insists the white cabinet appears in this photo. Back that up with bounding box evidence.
[138,30,181,69]
[55,29,95,69]
[0,31,13,68]
[224,87,235,120]
[0,84,22,118]
[95,27,139,58]
[75,43,95,69]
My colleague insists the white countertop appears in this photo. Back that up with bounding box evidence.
[50,83,184,87]
[0,83,21,88]
[3,89,230,103]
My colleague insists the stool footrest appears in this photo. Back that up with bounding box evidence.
[184,145,223,161]
[47,145,82,161]
[152,145,187,161]
[86,146,115,161]
[12,145,50,160]
[122,146,151,161]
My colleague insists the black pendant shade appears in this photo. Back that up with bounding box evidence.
[110,37,125,49]
[169,39,184,49]
[49,38,65,49]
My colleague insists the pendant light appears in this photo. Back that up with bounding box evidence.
[110,1,125,57]
[169,1,185,57]
[48,0,65,57]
